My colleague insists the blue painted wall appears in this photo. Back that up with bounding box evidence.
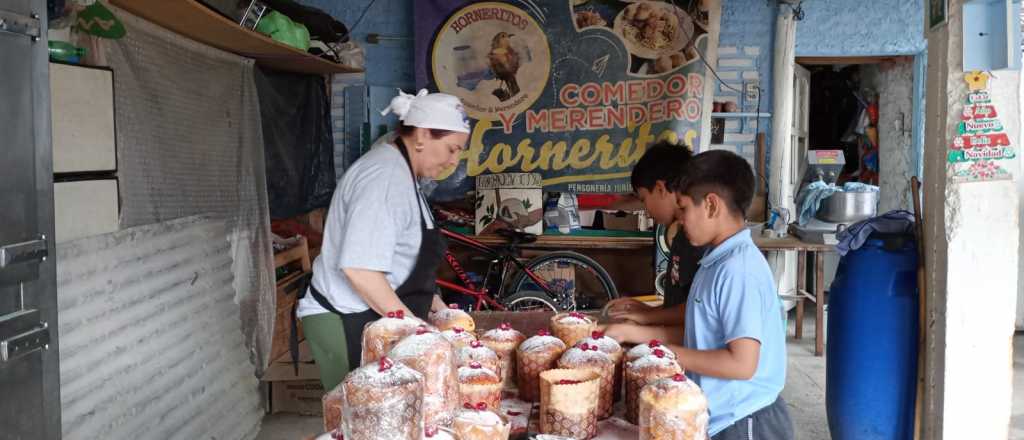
[795,0,926,56]
[720,0,777,116]
[305,0,415,88]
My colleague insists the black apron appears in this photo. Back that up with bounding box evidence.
[301,138,447,367]
[661,225,704,309]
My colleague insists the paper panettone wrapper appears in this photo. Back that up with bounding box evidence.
[539,369,600,439]
[340,376,424,440]
[453,411,511,440]
[550,316,596,348]
[625,365,683,425]
[557,359,615,420]
[482,340,517,390]
[458,381,503,413]
[516,348,564,402]
[609,351,624,403]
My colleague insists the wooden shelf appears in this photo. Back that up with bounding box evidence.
[711,112,772,118]
[110,0,363,75]
[471,234,654,251]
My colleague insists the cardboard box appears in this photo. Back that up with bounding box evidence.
[262,340,320,382]
[602,211,641,231]
[475,173,543,235]
[271,380,325,415]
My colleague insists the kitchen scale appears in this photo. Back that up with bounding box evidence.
[791,150,848,245]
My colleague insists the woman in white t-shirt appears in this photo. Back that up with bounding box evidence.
[297,90,470,390]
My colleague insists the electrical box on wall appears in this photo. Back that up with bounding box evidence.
[963,0,1022,71]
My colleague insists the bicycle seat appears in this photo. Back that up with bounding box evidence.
[496,228,537,245]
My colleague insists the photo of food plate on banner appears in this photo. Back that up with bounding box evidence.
[414,0,721,202]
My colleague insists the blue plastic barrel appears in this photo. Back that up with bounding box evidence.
[826,234,919,440]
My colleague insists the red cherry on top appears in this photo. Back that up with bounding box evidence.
[499,322,512,331]
[507,410,522,416]
[453,327,464,334]
[425,426,438,437]
[538,329,550,336]
[673,373,687,382]
[557,379,581,385]
[330,430,343,439]
[378,357,394,372]
[578,342,590,351]
[653,349,666,358]
[386,311,395,318]
[470,340,483,348]
[648,339,662,348]
[470,361,482,369]
[416,326,429,335]
[592,330,604,339]
[395,310,404,319]
[569,312,585,319]
[463,402,474,409]
[475,402,488,411]
[448,303,459,309]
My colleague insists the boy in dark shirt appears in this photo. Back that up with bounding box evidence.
[604,142,703,339]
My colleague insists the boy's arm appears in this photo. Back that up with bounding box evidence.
[610,303,685,325]
[667,338,761,380]
[601,322,684,346]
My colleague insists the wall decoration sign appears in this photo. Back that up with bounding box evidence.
[950,71,1014,183]
[415,0,720,199]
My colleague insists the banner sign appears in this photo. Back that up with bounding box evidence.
[415,0,720,199]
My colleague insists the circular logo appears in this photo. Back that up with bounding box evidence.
[431,2,551,121]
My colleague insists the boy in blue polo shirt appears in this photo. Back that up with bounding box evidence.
[668,149,793,439]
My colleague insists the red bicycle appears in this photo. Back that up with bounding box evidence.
[437,227,619,312]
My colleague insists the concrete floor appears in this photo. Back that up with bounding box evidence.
[255,318,1024,440]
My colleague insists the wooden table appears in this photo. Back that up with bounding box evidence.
[755,236,835,356]
[471,232,834,356]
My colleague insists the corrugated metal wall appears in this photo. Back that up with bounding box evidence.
[56,216,262,440]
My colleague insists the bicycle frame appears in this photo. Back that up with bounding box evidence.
[437,228,554,311]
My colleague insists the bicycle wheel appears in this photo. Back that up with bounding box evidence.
[506,251,618,311]
[502,291,560,312]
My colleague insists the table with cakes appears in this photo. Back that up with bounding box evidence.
[309,305,709,440]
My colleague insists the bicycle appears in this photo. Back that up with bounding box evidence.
[437,227,619,312]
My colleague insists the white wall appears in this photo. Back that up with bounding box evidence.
[57,216,262,440]
[922,1,1021,437]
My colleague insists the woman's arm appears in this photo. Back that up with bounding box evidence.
[343,268,414,317]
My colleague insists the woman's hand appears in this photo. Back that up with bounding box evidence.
[430,294,447,314]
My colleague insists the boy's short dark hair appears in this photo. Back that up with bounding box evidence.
[670,150,755,217]
[630,141,694,192]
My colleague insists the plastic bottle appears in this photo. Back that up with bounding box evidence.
[48,40,86,64]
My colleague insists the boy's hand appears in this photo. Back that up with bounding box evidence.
[603,297,654,315]
[599,322,638,344]
[608,312,648,325]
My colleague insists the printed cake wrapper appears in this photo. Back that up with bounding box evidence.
[459,382,503,413]
[516,350,562,402]
[341,381,424,440]
[483,341,518,390]
[539,369,600,439]
[625,368,680,425]
[638,403,710,440]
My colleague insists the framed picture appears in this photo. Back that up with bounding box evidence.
[929,0,947,30]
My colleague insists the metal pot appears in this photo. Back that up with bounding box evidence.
[815,191,878,224]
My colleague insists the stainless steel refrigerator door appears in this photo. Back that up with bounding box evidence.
[0,0,61,439]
